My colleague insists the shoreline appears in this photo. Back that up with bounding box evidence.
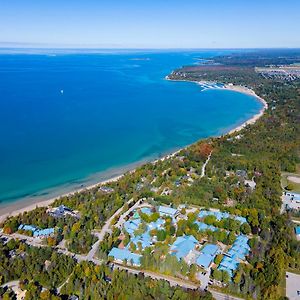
[0,80,268,224]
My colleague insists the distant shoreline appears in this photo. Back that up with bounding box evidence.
[0,79,267,224]
[166,77,268,134]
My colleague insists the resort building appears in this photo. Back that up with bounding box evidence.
[218,235,250,277]
[124,218,141,236]
[108,247,141,266]
[47,205,78,218]
[195,221,218,232]
[99,186,114,193]
[198,210,248,224]
[18,224,55,237]
[196,244,220,270]
[140,207,152,215]
[170,235,199,260]
[158,206,179,218]
[130,232,152,250]
[148,218,165,231]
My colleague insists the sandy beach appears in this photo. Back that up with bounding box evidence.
[0,174,123,223]
[222,84,268,135]
[0,81,268,224]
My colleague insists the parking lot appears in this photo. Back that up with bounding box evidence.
[286,272,300,300]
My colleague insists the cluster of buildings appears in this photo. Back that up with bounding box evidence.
[218,235,250,277]
[255,66,300,81]
[109,206,169,266]
[197,210,248,225]
[18,224,55,237]
[108,205,251,279]
[170,235,220,270]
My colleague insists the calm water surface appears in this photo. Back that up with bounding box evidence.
[0,50,262,204]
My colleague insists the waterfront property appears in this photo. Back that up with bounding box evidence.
[99,186,114,194]
[47,205,79,218]
[106,203,252,285]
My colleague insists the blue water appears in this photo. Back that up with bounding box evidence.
[0,50,262,204]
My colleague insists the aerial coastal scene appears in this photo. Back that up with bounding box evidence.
[0,1,300,300]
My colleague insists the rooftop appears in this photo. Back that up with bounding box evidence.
[170,235,199,260]
[196,253,214,269]
[200,244,219,257]
[108,247,141,266]
[158,206,178,217]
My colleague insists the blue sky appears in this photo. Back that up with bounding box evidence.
[1,0,300,48]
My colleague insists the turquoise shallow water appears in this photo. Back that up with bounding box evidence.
[0,50,262,204]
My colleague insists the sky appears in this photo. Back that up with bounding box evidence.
[1,0,300,49]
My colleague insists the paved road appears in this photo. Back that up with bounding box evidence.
[85,198,137,260]
[115,201,152,229]
[1,280,19,289]
[209,290,244,300]
[1,231,45,248]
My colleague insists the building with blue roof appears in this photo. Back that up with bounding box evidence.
[221,212,230,219]
[197,253,213,270]
[218,235,250,278]
[18,224,55,237]
[140,207,152,215]
[195,221,218,232]
[158,206,178,218]
[148,218,165,231]
[196,243,220,270]
[19,224,37,232]
[197,210,248,225]
[198,210,210,218]
[170,235,199,260]
[108,247,141,266]
[234,216,247,224]
[124,218,141,236]
[33,228,55,237]
[201,244,219,257]
[130,232,152,250]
